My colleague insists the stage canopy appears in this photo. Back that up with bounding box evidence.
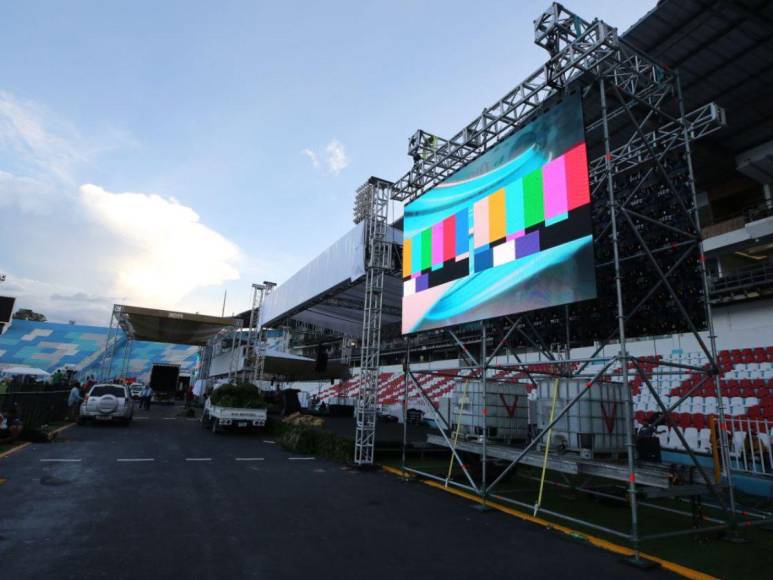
[261,222,403,336]
[114,305,239,346]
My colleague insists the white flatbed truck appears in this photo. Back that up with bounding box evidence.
[201,397,267,433]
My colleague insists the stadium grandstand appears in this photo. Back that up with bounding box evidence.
[0,319,199,381]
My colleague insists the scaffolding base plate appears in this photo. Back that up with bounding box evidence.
[622,555,660,571]
[722,530,751,544]
[471,502,493,512]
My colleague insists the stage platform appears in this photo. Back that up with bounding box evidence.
[426,434,713,490]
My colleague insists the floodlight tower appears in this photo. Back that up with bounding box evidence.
[353,176,393,465]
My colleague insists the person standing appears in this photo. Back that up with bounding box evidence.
[67,383,82,421]
[140,385,154,410]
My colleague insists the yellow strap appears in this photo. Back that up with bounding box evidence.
[534,377,560,516]
[445,379,468,486]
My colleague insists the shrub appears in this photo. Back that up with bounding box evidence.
[277,422,354,463]
[210,381,266,409]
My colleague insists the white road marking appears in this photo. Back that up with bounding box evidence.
[289,457,315,461]
[117,458,155,462]
[162,417,177,421]
[185,457,212,462]
[235,457,264,461]
[186,418,199,421]
[263,440,276,444]
[40,459,81,462]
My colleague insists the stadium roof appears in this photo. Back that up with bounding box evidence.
[115,305,240,346]
[623,0,773,182]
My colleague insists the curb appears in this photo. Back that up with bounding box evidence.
[0,423,75,460]
[48,422,76,436]
[381,465,717,580]
[0,442,31,460]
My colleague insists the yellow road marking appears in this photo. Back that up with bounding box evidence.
[0,423,75,461]
[381,465,717,580]
[0,442,31,460]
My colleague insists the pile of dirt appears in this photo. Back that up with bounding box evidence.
[282,412,325,428]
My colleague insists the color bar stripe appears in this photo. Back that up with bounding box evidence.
[411,233,422,275]
[473,197,489,248]
[455,209,468,255]
[523,168,544,228]
[403,237,412,278]
[488,188,506,242]
[505,178,525,236]
[431,222,444,266]
[442,214,456,262]
[565,142,590,211]
[543,154,568,220]
[420,228,432,271]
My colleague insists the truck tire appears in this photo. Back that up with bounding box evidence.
[201,412,209,428]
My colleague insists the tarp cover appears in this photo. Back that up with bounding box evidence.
[117,305,239,346]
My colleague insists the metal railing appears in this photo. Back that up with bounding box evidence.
[0,385,70,429]
[703,199,773,239]
[726,417,773,477]
[711,263,773,297]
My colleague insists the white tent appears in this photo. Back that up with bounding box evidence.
[1,366,51,378]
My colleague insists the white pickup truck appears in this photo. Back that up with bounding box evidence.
[201,396,267,433]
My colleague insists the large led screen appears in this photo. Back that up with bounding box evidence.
[402,93,596,334]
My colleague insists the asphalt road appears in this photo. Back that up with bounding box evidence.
[0,404,675,580]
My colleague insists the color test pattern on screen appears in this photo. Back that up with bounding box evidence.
[401,92,597,334]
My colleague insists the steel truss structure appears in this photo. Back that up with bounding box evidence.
[390,2,773,561]
[354,177,393,465]
[99,304,130,381]
[97,304,241,389]
[248,281,275,384]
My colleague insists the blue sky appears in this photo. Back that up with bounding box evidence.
[0,0,654,324]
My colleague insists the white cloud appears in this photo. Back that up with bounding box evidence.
[301,138,350,176]
[0,274,114,325]
[301,147,320,169]
[0,91,84,183]
[79,184,241,308]
[0,91,244,322]
[324,139,349,175]
[0,170,59,215]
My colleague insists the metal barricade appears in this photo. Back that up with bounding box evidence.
[0,385,70,429]
[726,416,773,477]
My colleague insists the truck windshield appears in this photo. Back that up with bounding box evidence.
[90,386,126,397]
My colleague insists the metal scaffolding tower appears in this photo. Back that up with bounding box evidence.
[388,1,768,560]
[353,176,393,465]
[250,281,276,385]
[99,305,124,381]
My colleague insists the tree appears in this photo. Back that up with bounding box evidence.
[12,308,47,322]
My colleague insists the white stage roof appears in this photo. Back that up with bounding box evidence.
[262,223,402,336]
